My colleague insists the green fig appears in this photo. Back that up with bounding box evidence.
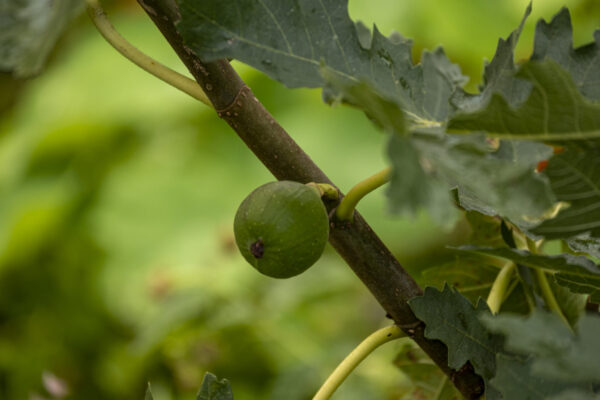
[234,181,330,278]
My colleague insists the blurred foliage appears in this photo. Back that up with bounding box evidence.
[393,341,460,400]
[0,1,598,399]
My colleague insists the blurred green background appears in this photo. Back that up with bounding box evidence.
[0,1,598,399]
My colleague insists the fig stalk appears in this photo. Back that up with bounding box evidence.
[335,167,391,222]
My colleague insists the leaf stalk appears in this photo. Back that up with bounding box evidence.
[313,325,405,400]
[487,261,516,314]
[526,237,572,329]
[335,167,391,222]
[85,0,210,106]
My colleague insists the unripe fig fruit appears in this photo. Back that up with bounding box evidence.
[234,181,330,278]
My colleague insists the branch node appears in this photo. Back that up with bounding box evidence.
[215,84,250,115]
[397,321,421,332]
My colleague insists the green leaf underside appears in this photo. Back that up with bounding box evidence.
[554,274,600,303]
[0,0,83,77]
[322,72,406,134]
[483,312,600,385]
[197,372,234,400]
[446,6,600,225]
[386,136,456,223]
[549,280,588,327]
[420,253,501,304]
[456,246,600,302]
[448,60,600,141]
[389,129,555,226]
[411,134,554,224]
[449,7,600,141]
[464,211,505,248]
[457,246,600,276]
[532,148,600,239]
[409,285,502,382]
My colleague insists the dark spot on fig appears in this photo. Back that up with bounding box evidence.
[250,239,264,258]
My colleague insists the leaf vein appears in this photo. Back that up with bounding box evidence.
[185,7,358,83]
[256,0,293,54]
[317,0,351,73]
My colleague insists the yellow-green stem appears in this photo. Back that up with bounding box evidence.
[534,269,571,328]
[313,325,405,400]
[487,261,516,314]
[526,238,572,329]
[85,0,211,106]
[335,167,391,222]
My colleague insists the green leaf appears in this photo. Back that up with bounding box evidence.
[386,136,456,223]
[451,3,532,113]
[456,245,600,301]
[449,6,600,141]
[448,60,600,142]
[420,254,500,305]
[549,279,588,326]
[451,140,554,222]
[531,8,600,101]
[554,274,600,304]
[456,245,599,276]
[408,285,503,382]
[0,0,83,77]
[386,111,554,227]
[532,148,600,240]
[409,134,554,224]
[483,312,600,384]
[388,130,554,226]
[322,72,406,135]
[463,211,505,248]
[490,354,584,400]
[568,233,600,259]
[197,372,234,400]
[177,0,467,123]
